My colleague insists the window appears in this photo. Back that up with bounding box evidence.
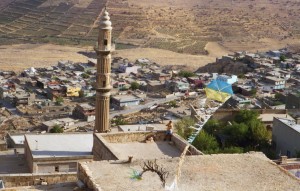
[55,166,59,172]
[104,39,108,46]
[103,81,106,87]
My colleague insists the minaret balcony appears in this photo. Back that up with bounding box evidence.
[96,86,112,92]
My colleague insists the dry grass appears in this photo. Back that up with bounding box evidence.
[0,42,230,72]
[114,48,215,71]
[0,44,89,71]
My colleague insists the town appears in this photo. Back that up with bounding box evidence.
[0,8,300,191]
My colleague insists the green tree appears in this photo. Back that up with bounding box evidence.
[224,122,249,147]
[221,146,244,153]
[112,117,128,126]
[175,117,196,139]
[130,81,140,90]
[169,100,177,107]
[249,88,257,96]
[274,93,281,100]
[55,96,64,105]
[203,119,222,137]
[234,110,259,124]
[279,55,286,62]
[238,74,245,79]
[50,125,64,133]
[81,73,90,79]
[178,71,195,78]
[192,131,219,154]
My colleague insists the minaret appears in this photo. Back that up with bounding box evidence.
[94,8,112,133]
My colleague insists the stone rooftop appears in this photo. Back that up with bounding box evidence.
[79,153,300,191]
[93,131,201,161]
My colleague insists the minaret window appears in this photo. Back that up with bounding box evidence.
[104,39,108,45]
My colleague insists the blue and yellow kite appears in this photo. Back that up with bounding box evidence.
[205,79,233,103]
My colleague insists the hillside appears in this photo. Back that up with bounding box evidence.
[1,0,300,54]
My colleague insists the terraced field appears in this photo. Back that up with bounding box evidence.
[0,0,300,55]
[0,0,106,46]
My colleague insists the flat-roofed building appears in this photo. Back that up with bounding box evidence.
[24,134,93,173]
[273,117,300,158]
[92,131,201,161]
[111,94,142,108]
[78,153,300,191]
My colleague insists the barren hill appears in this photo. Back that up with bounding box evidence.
[0,0,300,54]
[0,0,300,71]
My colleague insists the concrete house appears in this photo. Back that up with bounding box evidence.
[273,117,300,158]
[111,94,142,108]
[24,134,93,173]
[264,76,286,90]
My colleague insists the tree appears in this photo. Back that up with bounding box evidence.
[178,71,195,78]
[55,96,64,105]
[203,119,222,137]
[223,122,249,147]
[192,131,219,154]
[234,110,259,124]
[168,100,177,107]
[249,88,257,96]
[50,125,64,133]
[130,81,140,90]
[280,55,286,62]
[174,117,196,139]
[112,117,128,126]
[221,146,244,153]
[81,73,90,79]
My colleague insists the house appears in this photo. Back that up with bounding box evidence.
[143,80,165,92]
[118,63,140,74]
[72,103,95,122]
[111,94,142,108]
[272,117,300,157]
[13,93,36,106]
[213,73,238,84]
[42,117,77,132]
[152,72,172,81]
[46,85,64,100]
[63,85,81,97]
[264,76,286,90]
[24,134,93,173]
[167,81,190,92]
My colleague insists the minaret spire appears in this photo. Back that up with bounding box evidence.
[94,9,112,133]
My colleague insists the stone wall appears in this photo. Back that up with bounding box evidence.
[100,131,167,143]
[0,141,7,151]
[78,162,102,191]
[212,109,288,122]
[93,134,118,161]
[0,172,77,188]
[93,132,202,161]
[171,134,203,155]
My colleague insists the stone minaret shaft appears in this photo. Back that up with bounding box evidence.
[94,9,112,133]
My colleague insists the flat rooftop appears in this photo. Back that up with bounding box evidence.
[94,132,201,160]
[259,113,294,122]
[277,118,300,133]
[80,153,300,191]
[25,133,93,158]
[118,124,166,132]
[109,141,181,159]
